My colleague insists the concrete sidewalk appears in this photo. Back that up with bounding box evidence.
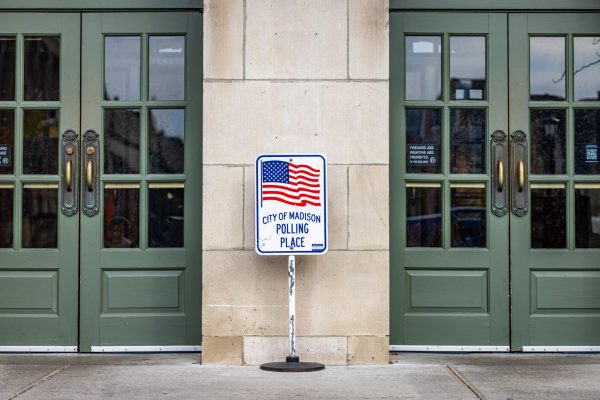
[1,353,600,400]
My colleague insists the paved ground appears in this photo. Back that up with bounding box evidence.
[1,353,600,399]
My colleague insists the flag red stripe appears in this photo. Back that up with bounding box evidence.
[262,191,320,201]
[289,172,320,180]
[289,175,319,183]
[289,163,319,173]
[288,168,320,178]
[263,197,321,207]
[262,184,320,194]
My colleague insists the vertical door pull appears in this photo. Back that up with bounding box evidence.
[82,130,99,217]
[86,159,93,192]
[510,130,528,217]
[518,160,525,192]
[491,130,508,217]
[497,160,504,192]
[61,130,78,216]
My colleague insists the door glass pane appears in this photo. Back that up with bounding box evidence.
[451,186,486,247]
[22,187,57,248]
[149,187,184,247]
[104,186,139,248]
[0,38,15,101]
[576,188,600,248]
[406,108,441,174]
[530,37,566,101]
[450,36,486,100]
[24,37,59,101]
[23,109,59,175]
[104,36,141,101]
[149,109,185,174]
[0,187,13,247]
[575,109,600,175]
[104,109,140,174]
[405,36,441,101]
[0,109,14,174]
[406,185,441,247]
[530,109,566,175]
[531,187,566,248]
[450,108,486,174]
[149,36,185,101]
[574,37,600,101]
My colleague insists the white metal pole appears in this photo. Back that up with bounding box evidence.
[288,255,296,358]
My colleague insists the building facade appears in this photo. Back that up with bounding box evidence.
[0,0,599,365]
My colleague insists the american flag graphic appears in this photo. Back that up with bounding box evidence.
[261,161,321,207]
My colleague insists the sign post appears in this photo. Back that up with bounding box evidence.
[255,154,326,372]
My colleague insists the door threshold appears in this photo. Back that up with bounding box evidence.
[390,345,509,352]
[0,346,77,352]
[522,346,600,352]
[90,346,201,352]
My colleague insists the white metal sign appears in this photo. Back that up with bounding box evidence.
[255,154,327,255]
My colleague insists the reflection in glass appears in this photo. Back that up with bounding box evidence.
[104,109,140,174]
[530,109,566,175]
[575,109,600,174]
[530,37,566,101]
[450,36,486,100]
[22,188,57,248]
[149,36,185,101]
[574,37,600,101]
[405,36,441,100]
[24,37,59,101]
[406,108,441,174]
[531,188,566,248]
[0,109,14,174]
[0,38,15,100]
[104,36,141,101]
[451,187,486,247]
[149,188,184,247]
[0,188,13,247]
[104,187,139,248]
[406,186,441,247]
[23,110,59,175]
[450,109,486,174]
[149,109,185,174]
[576,189,600,248]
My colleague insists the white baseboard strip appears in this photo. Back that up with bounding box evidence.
[522,346,600,352]
[390,345,510,352]
[0,346,77,352]
[90,345,201,352]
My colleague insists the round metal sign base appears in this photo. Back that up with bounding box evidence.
[260,359,325,372]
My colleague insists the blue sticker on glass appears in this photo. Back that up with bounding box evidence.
[0,144,11,167]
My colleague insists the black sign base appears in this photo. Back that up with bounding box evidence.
[260,356,325,372]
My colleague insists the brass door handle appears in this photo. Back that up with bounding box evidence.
[497,160,504,192]
[518,160,525,192]
[66,160,72,192]
[87,159,93,192]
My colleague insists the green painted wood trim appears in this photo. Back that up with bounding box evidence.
[0,0,202,11]
[390,0,600,11]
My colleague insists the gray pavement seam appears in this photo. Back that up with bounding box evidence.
[6,365,69,400]
[446,364,487,400]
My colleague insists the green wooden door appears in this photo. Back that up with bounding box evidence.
[392,11,600,350]
[509,13,600,351]
[0,13,81,350]
[0,11,202,351]
[79,12,202,351]
[390,12,510,349]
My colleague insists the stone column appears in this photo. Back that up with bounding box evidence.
[202,0,389,365]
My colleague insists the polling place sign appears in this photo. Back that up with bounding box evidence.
[255,154,327,255]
